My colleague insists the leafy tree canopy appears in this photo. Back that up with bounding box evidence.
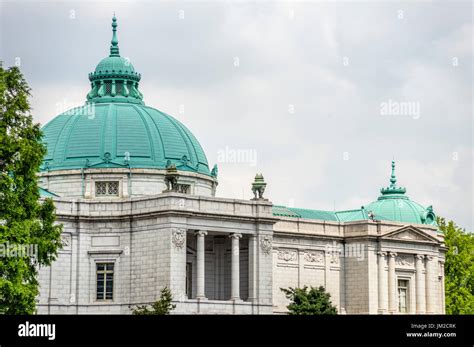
[0,64,62,314]
[132,287,176,315]
[281,285,338,315]
[439,217,474,314]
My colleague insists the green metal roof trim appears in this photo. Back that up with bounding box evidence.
[272,205,338,221]
[40,16,212,177]
[39,187,59,197]
[335,209,368,222]
[41,103,211,176]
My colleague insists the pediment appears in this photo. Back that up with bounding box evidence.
[381,225,439,244]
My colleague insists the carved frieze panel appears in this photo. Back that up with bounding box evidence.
[304,250,325,264]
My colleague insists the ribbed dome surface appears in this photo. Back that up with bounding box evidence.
[41,103,211,176]
[364,161,436,226]
[365,195,430,225]
[94,56,135,74]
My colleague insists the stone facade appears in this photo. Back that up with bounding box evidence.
[37,189,445,315]
[37,193,275,314]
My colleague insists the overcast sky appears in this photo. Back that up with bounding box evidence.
[1,0,472,230]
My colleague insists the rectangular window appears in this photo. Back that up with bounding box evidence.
[398,279,409,313]
[177,184,191,194]
[96,262,114,300]
[96,181,119,196]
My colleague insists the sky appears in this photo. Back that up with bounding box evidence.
[1,0,472,230]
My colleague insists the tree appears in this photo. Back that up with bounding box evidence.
[438,217,474,314]
[0,64,63,314]
[281,286,338,315]
[132,287,176,315]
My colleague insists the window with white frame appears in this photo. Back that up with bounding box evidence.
[398,279,409,313]
[96,181,119,196]
[96,262,114,300]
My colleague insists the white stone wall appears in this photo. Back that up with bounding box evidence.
[37,193,275,314]
[272,217,445,315]
[39,168,217,198]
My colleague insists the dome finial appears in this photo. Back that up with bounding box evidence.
[110,14,120,57]
[390,160,397,188]
[380,160,406,196]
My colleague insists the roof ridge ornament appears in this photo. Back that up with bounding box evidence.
[110,15,120,57]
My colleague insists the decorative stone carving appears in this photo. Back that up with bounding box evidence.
[330,253,340,264]
[260,235,272,255]
[277,249,297,262]
[304,251,324,264]
[61,234,72,250]
[395,254,414,267]
[171,228,186,249]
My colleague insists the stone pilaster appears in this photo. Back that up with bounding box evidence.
[415,254,425,314]
[377,251,388,313]
[388,251,397,313]
[425,255,434,313]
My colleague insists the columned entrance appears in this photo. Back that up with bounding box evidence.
[185,231,250,301]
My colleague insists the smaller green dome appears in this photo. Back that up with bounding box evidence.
[365,161,437,226]
[87,16,143,104]
[94,56,136,75]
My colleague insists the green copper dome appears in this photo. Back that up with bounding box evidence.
[41,16,211,176]
[94,56,136,75]
[365,161,436,225]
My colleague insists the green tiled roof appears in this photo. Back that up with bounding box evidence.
[41,103,211,176]
[272,162,437,227]
[39,187,59,197]
[273,205,339,221]
[335,209,367,222]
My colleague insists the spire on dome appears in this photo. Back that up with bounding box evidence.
[389,160,397,188]
[87,15,143,104]
[380,160,407,196]
[110,15,120,57]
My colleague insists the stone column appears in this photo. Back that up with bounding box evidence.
[377,251,388,313]
[388,252,397,313]
[425,256,434,313]
[195,231,207,299]
[248,235,257,302]
[415,254,426,314]
[230,233,242,301]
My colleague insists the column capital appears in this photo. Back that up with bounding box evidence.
[389,251,398,258]
[426,255,434,261]
[377,251,387,257]
[415,254,425,260]
[195,230,208,237]
[229,233,242,239]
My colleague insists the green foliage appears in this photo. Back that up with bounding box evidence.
[438,217,474,314]
[0,64,63,314]
[281,285,338,315]
[132,287,176,315]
